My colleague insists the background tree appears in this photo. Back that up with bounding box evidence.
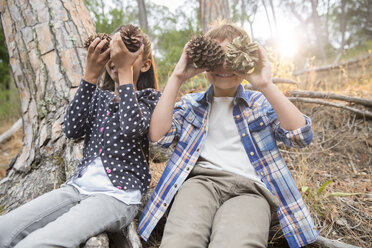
[137,0,149,32]
[199,0,230,33]
[0,0,95,212]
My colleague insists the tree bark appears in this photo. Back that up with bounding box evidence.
[0,0,95,212]
[199,0,230,33]
[136,0,148,32]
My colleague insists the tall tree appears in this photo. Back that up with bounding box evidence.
[137,0,149,32]
[268,0,278,32]
[199,0,230,33]
[261,0,273,37]
[0,0,94,212]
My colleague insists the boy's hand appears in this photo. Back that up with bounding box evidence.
[242,44,273,92]
[171,43,206,84]
[83,37,111,84]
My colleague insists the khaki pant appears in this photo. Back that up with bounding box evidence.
[160,165,279,248]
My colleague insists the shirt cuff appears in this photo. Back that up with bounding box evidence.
[276,115,313,147]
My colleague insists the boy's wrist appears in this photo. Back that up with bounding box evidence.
[256,81,276,95]
[169,74,184,87]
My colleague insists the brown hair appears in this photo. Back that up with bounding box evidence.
[205,19,248,42]
[101,25,159,91]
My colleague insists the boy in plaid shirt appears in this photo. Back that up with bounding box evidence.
[139,21,318,248]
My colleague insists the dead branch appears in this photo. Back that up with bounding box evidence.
[0,118,22,145]
[288,97,372,119]
[272,78,298,85]
[288,91,372,108]
[315,236,360,248]
[293,53,372,75]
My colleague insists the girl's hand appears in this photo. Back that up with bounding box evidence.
[83,38,110,84]
[110,32,143,75]
[242,44,273,92]
[171,43,206,84]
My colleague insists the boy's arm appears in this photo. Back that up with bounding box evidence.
[246,44,306,131]
[149,44,205,142]
[246,45,306,131]
[245,44,312,147]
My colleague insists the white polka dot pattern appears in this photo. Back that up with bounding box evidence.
[62,79,161,193]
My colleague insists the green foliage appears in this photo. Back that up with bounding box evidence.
[0,81,21,122]
[0,24,11,90]
[83,0,136,34]
[0,24,20,122]
[301,179,361,216]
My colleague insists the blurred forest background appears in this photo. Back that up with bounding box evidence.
[0,0,371,247]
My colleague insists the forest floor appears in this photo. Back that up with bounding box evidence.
[0,62,371,247]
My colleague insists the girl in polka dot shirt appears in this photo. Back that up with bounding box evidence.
[0,25,160,248]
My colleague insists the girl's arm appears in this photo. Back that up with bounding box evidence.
[110,33,161,139]
[245,44,306,131]
[63,38,110,139]
[149,44,205,142]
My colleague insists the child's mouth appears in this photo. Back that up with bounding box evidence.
[215,73,234,78]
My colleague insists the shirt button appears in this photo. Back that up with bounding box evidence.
[186,167,191,171]
[188,116,193,121]
[235,115,240,119]
[106,169,111,173]
[107,111,110,116]
[100,127,104,132]
[99,148,103,153]
[174,184,178,188]
[196,148,200,152]
[260,171,264,176]
[163,203,167,207]
[242,133,246,137]
[260,122,264,126]
[250,151,254,156]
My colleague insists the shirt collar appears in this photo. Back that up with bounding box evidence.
[195,84,251,107]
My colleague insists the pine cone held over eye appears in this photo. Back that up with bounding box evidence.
[226,36,259,73]
[119,25,143,52]
[83,33,112,52]
[186,35,225,71]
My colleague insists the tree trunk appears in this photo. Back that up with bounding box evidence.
[0,0,95,212]
[199,0,230,33]
[136,0,148,32]
[309,0,327,60]
[261,0,273,37]
[268,0,277,32]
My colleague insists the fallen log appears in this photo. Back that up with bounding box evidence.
[0,118,22,145]
[288,97,372,119]
[315,236,360,248]
[272,78,298,85]
[293,53,372,76]
[288,91,372,108]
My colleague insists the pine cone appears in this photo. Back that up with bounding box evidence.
[119,25,143,52]
[186,35,225,71]
[83,33,111,52]
[226,36,259,73]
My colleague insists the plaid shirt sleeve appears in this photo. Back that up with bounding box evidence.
[262,98,313,148]
[150,98,189,149]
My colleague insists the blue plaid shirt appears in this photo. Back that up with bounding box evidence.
[139,84,318,247]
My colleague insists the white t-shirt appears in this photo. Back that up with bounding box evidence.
[197,97,265,186]
[68,157,141,205]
